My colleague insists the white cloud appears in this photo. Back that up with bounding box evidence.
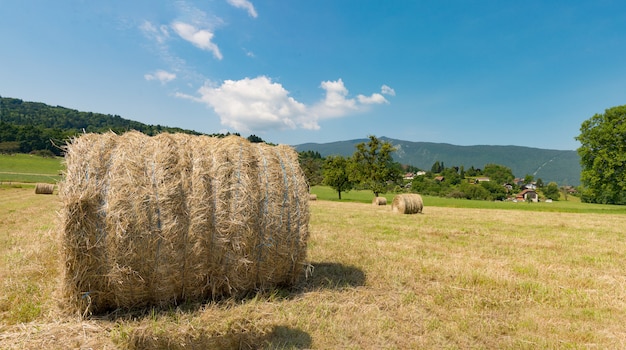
[227,0,258,18]
[179,77,390,134]
[144,70,176,84]
[381,84,396,96]
[310,79,388,119]
[171,21,223,60]
[193,76,310,132]
[357,93,387,104]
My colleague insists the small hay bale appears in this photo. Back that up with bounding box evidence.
[59,131,310,314]
[372,196,387,206]
[309,194,317,201]
[391,194,423,214]
[35,183,55,194]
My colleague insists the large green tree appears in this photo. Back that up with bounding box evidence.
[576,105,626,204]
[482,163,515,185]
[543,182,560,201]
[322,155,353,199]
[350,135,403,197]
[299,150,324,186]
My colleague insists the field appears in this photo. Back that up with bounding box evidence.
[1,185,626,349]
[0,154,63,183]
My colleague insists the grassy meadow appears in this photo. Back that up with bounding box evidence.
[1,184,626,349]
[0,154,63,183]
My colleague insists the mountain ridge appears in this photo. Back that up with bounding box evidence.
[295,137,581,186]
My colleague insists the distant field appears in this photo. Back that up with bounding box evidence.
[0,154,63,183]
[310,185,626,214]
[1,187,625,348]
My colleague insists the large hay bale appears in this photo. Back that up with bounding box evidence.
[391,194,423,214]
[35,183,55,194]
[59,131,310,314]
[372,196,387,206]
[309,194,317,201]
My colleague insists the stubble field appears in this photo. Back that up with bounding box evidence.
[1,185,625,349]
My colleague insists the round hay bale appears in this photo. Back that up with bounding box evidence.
[309,194,317,201]
[59,131,310,314]
[391,194,423,214]
[35,183,55,194]
[372,196,387,206]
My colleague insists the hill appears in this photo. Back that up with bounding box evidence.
[295,137,581,186]
[0,96,201,155]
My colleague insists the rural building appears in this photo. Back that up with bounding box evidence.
[516,189,538,202]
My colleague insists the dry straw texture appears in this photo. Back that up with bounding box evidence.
[391,194,423,214]
[59,131,309,315]
[372,197,387,206]
[35,183,54,194]
[309,194,317,201]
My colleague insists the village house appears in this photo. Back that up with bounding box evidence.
[516,189,538,202]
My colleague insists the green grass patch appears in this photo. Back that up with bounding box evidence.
[0,154,63,183]
[310,185,626,214]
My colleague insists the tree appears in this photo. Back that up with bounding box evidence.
[576,105,626,204]
[431,161,444,173]
[299,151,324,186]
[543,182,560,201]
[480,181,508,201]
[350,135,403,197]
[524,174,534,185]
[322,155,353,199]
[247,134,265,143]
[482,164,515,185]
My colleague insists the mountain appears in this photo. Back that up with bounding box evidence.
[295,137,581,186]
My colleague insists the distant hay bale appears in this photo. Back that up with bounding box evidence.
[35,183,54,194]
[372,197,387,206]
[309,194,317,201]
[391,194,423,214]
[59,131,310,314]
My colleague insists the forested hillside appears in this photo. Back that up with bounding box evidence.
[0,96,201,155]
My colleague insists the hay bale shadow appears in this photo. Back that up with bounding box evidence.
[263,326,312,349]
[301,262,366,291]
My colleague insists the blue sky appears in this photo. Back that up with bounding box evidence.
[1,1,625,150]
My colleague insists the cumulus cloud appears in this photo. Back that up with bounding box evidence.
[178,76,391,134]
[381,84,396,96]
[144,70,176,84]
[171,21,222,60]
[191,76,310,132]
[227,0,258,18]
[310,79,388,119]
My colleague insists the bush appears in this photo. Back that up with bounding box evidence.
[30,149,56,158]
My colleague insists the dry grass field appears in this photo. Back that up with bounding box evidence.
[1,185,626,349]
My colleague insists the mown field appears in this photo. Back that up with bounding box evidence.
[0,154,63,183]
[1,183,626,349]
